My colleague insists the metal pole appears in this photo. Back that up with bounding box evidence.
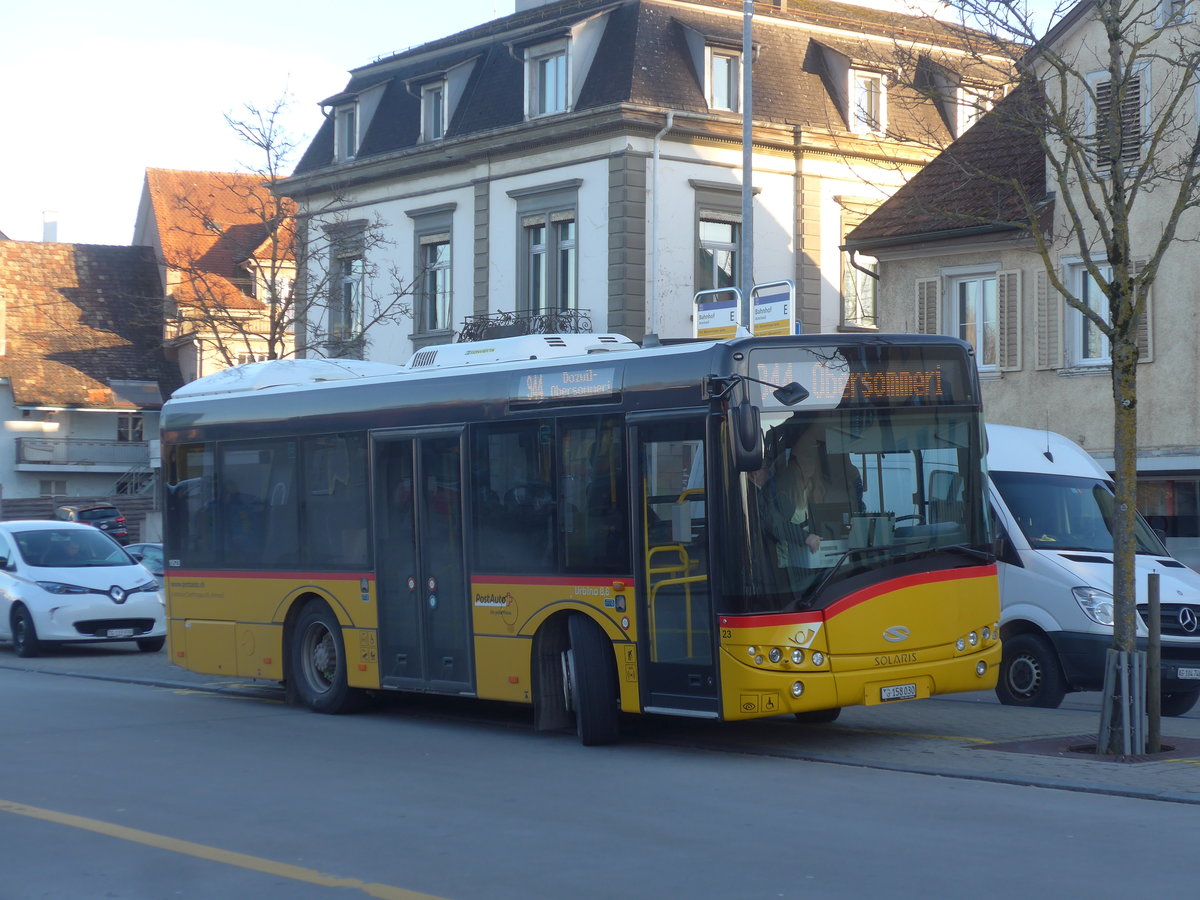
[1148,572,1161,753]
[739,0,754,331]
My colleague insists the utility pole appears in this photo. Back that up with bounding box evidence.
[739,0,754,331]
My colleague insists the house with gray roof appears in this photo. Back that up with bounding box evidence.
[282,0,1006,359]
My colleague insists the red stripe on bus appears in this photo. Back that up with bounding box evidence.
[720,564,997,628]
[168,570,374,581]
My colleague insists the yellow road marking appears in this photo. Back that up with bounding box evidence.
[832,725,992,744]
[0,798,447,900]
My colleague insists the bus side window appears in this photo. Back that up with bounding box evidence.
[471,421,556,573]
[561,415,627,573]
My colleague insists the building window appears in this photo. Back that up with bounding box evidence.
[697,218,739,292]
[1090,68,1144,170]
[950,273,998,369]
[335,104,358,160]
[117,412,144,443]
[237,351,269,365]
[509,181,581,316]
[524,214,576,313]
[850,71,885,134]
[332,256,363,341]
[706,48,740,112]
[527,43,568,117]
[420,235,452,331]
[842,253,877,327]
[421,83,446,141]
[1161,0,1192,25]
[1067,262,1111,365]
[39,479,66,498]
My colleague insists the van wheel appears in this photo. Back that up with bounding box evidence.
[289,602,364,714]
[565,613,620,746]
[1160,690,1199,717]
[995,633,1066,708]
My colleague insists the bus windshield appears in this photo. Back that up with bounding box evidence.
[991,471,1167,555]
[721,344,988,614]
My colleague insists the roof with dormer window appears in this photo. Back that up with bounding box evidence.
[291,0,1005,177]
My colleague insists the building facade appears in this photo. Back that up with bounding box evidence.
[282,0,1003,361]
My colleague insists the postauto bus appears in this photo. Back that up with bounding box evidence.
[159,332,999,744]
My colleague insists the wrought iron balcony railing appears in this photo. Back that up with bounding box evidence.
[457,308,592,343]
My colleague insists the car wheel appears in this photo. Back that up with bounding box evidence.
[995,632,1067,708]
[137,637,165,653]
[289,601,363,714]
[565,613,620,746]
[12,606,42,658]
[1159,690,1200,717]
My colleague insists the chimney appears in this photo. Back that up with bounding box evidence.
[42,211,58,243]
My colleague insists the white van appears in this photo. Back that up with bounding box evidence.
[987,424,1200,715]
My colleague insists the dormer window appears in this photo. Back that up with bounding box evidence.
[526,41,569,117]
[336,103,358,160]
[850,70,885,134]
[422,82,447,142]
[706,47,741,112]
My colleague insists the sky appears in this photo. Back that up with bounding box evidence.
[0,0,508,246]
[1,0,1060,247]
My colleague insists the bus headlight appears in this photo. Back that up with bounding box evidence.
[956,638,966,651]
[968,631,979,646]
[768,648,782,664]
[791,648,805,665]
[1073,587,1115,626]
[791,681,804,698]
[976,661,988,677]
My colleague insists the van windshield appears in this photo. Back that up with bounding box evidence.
[991,471,1167,555]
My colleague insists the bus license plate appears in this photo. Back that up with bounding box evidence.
[1178,668,1200,680]
[881,683,918,702]
[107,628,135,638]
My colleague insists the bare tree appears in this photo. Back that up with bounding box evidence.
[158,95,414,370]
[868,0,1200,753]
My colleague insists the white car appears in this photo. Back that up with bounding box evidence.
[0,521,165,657]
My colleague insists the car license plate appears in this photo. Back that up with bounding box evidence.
[1178,668,1200,680]
[106,628,135,638]
[881,683,918,702]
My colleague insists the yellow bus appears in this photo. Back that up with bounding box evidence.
[160,332,999,744]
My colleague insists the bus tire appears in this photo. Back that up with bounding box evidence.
[793,707,841,724]
[12,606,41,658]
[290,601,364,714]
[995,632,1066,708]
[566,613,620,746]
[1160,690,1199,717]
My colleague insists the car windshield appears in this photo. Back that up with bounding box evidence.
[991,471,1167,554]
[14,529,133,568]
[133,545,164,574]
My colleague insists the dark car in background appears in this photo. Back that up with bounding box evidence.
[124,542,163,587]
[55,504,129,543]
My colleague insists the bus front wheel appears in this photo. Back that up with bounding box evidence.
[565,613,620,746]
[290,602,363,714]
[995,632,1066,708]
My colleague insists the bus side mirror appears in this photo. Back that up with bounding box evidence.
[728,398,764,472]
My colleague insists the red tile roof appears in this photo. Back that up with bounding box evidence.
[0,242,181,408]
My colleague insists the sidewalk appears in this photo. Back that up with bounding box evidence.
[776,691,1200,804]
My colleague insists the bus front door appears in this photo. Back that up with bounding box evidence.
[635,418,719,717]
[373,431,473,693]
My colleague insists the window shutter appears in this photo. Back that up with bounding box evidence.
[916,278,940,334]
[997,270,1022,371]
[1035,270,1062,370]
[1134,259,1153,363]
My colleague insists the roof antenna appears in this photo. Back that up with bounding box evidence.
[1043,413,1054,463]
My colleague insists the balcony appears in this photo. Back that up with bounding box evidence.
[457,308,592,343]
[15,437,150,472]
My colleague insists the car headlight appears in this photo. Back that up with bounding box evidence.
[132,580,160,595]
[1072,586,1115,626]
[35,581,91,595]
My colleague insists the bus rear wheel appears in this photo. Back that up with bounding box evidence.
[564,613,620,746]
[995,632,1066,708]
[290,602,363,714]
